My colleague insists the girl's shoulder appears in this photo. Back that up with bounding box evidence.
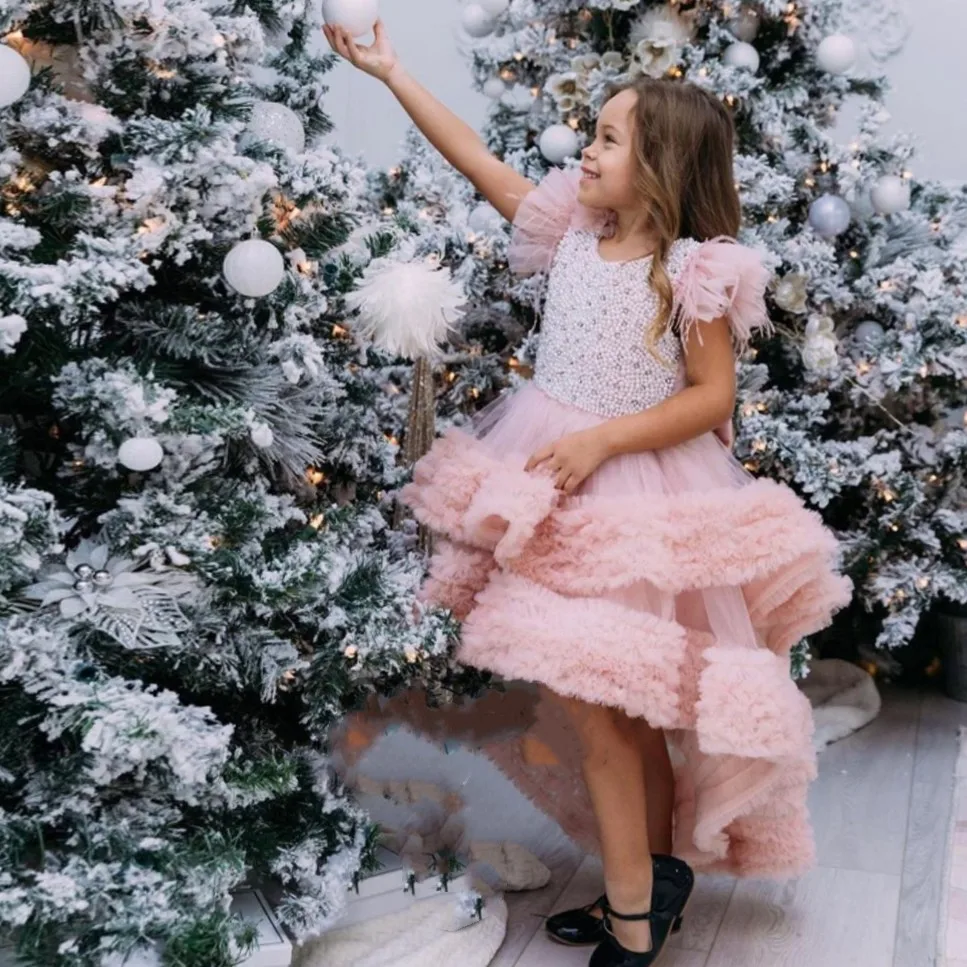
[672,236,774,349]
[507,168,610,276]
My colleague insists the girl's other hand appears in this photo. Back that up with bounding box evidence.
[525,430,612,495]
[322,19,401,83]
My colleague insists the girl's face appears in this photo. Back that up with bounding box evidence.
[577,88,640,211]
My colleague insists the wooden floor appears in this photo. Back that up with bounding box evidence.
[492,687,967,967]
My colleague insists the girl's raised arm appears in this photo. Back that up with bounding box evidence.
[324,21,535,222]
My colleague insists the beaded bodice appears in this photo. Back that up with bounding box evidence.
[534,231,701,418]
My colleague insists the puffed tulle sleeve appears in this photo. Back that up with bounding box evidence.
[673,237,774,351]
[507,167,613,276]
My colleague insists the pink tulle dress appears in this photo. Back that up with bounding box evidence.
[400,168,852,879]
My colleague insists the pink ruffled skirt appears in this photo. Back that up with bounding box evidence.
[401,382,852,878]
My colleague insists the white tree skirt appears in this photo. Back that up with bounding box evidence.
[801,658,882,750]
[293,893,508,967]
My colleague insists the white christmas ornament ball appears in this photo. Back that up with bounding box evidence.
[118,437,164,472]
[321,0,379,37]
[250,422,275,448]
[539,124,579,164]
[468,202,503,235]
[854,320,885,346]
[808,194,851,239]
[224,240,285,297]
[0,45,31,108]
[816,34,857,74]
[462,4,496,38]
[478,0,509,16]
[248,101,305,153]
[870,175,911,216]
[723,41,760,73]
[483,76,507,99]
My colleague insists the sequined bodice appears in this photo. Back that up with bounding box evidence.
[534,231,701,418]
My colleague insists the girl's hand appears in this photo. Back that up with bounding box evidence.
[322,19,401,83]
[525,430,612,495]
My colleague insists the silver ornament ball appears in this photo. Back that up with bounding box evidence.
[468,202,503,235]
[248,101,306,154]
[731,8,760,42]
[462,3,496,38]
[0,45,31,107]
[854,320,885,346]
[92,570,114,587]
[808,194,851,239]
[723,41,760,73]
[74,563,95,580]
[223,239,285,297]
[539,124,579,164]
[870,175,911,216]
[118,436,164,472]
[477,0,509,16]
[816,34,857,74]
[482,76,507,99]
[74,579,94,594]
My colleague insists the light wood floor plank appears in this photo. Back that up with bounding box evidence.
[705,866,900,967]
[894,691,967,967]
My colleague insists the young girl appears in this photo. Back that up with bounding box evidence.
[326,21,851,967]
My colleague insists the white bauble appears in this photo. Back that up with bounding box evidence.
[723,41,760,72]
[478,0,509,16]
[539,124,579,164]
[0,45,31,108]
[731,8,760,42]
[223,240,285,297]
[118,437,164,472]
[854,320,885,346]
[321,0,379,37]
[816,34,857,74]
[482,76,507,99]
[467,202,503,235]
[250,422,275,448]
[870,175,911,216]
[808,194,851,239]
[248,101,305,153]
[462,4,496,38]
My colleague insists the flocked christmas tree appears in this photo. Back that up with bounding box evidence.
[0,3,485,964]
[378,0,967,673]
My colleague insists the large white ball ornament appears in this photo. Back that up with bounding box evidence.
[808,194,851,239]
[462,4,496,38]
[321,0,379,37]
[468,202,503,235]
[483,76,507,99]
[723,41,760,72]
[539,124,579,164]
[854,320,885,347]
[249,101,305,153]
[870,175,911,216]
[478,0,509,16]
[0,45,31,108]
[816,34,857,74]
[118,437,164,472]
[223,240,285,297]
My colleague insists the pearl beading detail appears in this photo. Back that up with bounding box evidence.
[533,230,701,418]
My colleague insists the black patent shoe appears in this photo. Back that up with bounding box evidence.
[544,868,685,947]
[588,855,695,967]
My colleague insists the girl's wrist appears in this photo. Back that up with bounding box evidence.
[384,62,407,88]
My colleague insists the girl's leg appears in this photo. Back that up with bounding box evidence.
[557,693,656,953]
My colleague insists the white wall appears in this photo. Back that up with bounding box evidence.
[322,0,967,183]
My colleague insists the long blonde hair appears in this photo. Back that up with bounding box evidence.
[606,77,741,355]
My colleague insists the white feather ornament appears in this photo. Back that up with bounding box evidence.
[344,258,466,360]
